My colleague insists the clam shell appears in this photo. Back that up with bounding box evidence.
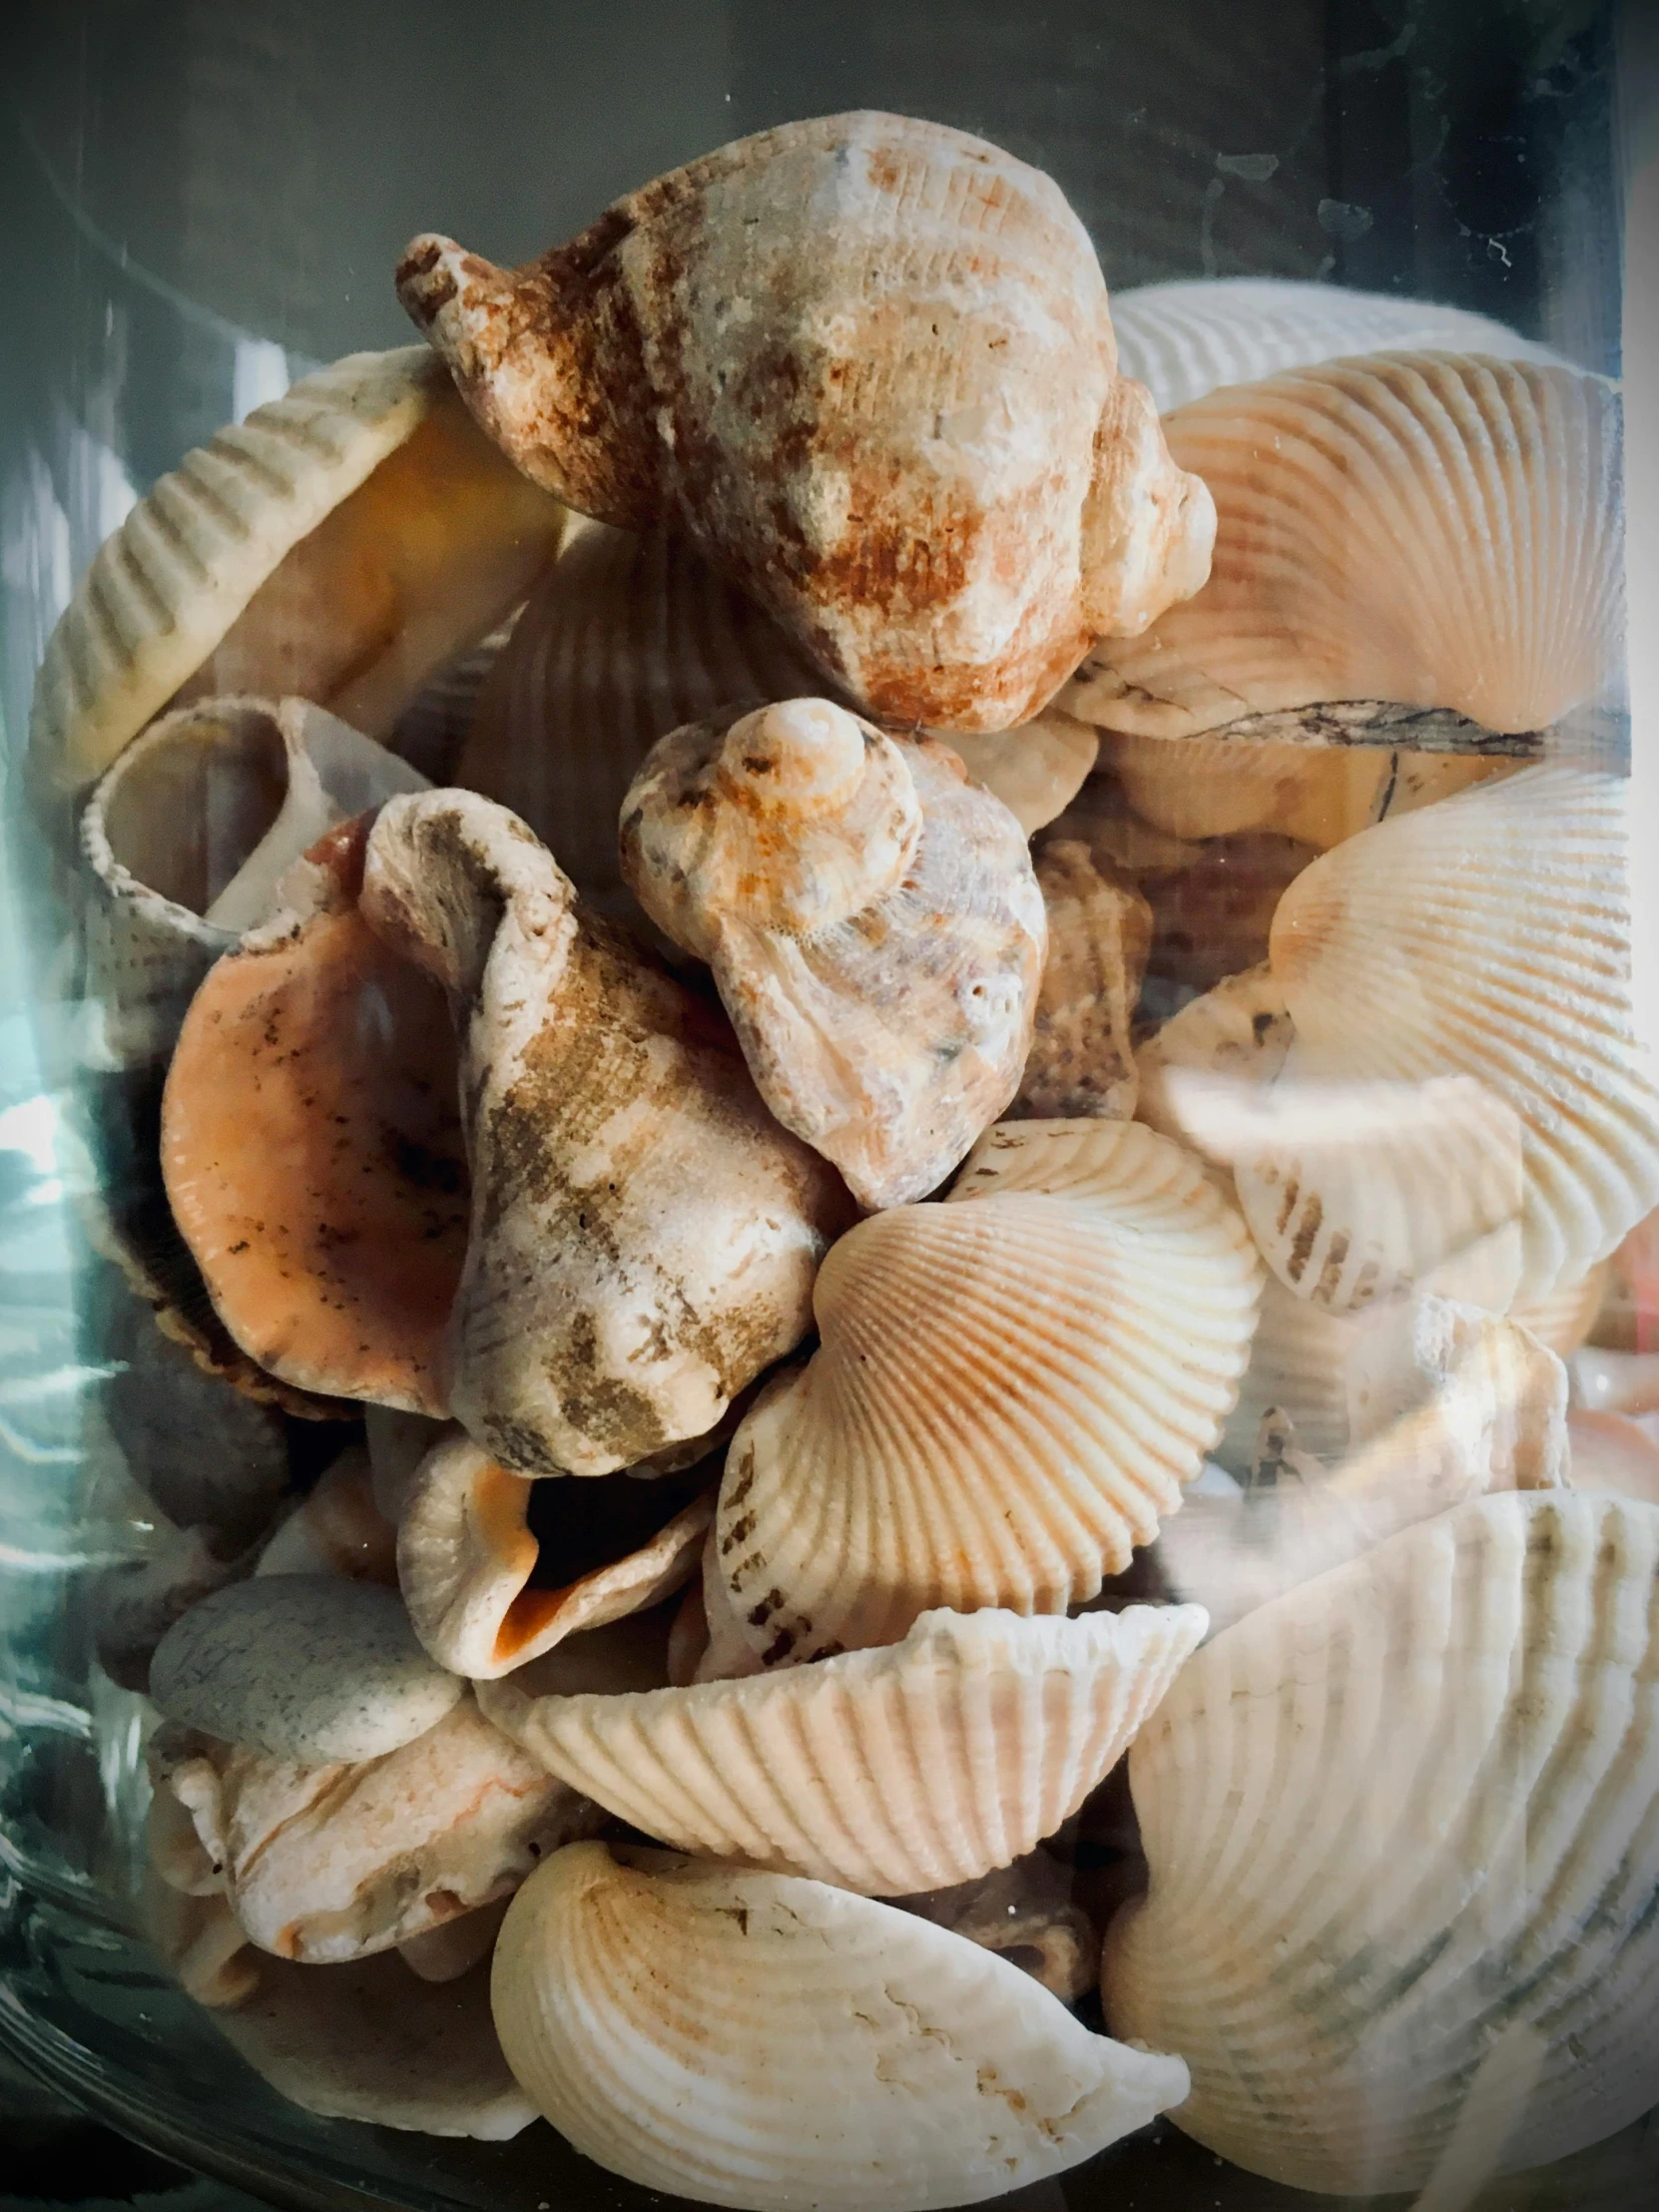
[1103,1490,1659,2192]
[715,1119,1261,1664]
[476,1603,1204,1895]
[490,1842,1190,2210]
[1014,839,1151,1122]
[937,711,1101,834]
[1065,354,1622,743]
[1266,767,1659,1298]
[33,346,564,794]
[397,1430,711,1677]
[1112,277,1563,415]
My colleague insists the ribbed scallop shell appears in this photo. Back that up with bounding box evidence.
[1267,767,1659,1298]
[1112,277,1563,415]
[715,1119,1261,1663]
[1065,353,1623,741]
[491,1843,1190,2211]
[476,1604,1204,1895]
[1103,1490,1659,2193]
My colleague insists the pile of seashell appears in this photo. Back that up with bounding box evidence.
[35,111,1659,2210]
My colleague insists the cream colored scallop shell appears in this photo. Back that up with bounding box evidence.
[476,1603,1204,1895]
[1103,1489,1659,2193]
[1111,277,1564,415]
[715,1119,1261,1664]
[491,1843,1190,2212]
[1267,767,1659,1298]
[1065,353,1622,742]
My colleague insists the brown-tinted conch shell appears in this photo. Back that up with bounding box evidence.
[1066,353,1622,751]
[397,1429,712,1677]
[1103,1489,1659,2193]
[621,700,1045,1208]
[360,789,851,1472]
[714,1119,1260,1664]
[81,697,428,1067]
[478,1603,1203,1895]
[397,112,1215,734]
[33,346,565,797]
[1013,839,1150,1121]
[162,818,470,1415]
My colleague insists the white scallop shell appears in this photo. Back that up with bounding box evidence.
[1511,1260,1612,1357]
[1103,1489,1659,2193]
[476,1603,1204,1895]
[715,1119,1261,1663]
[490,1842,1190,2211]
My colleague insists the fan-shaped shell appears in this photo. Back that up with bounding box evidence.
[33,346,564,794]
[622,704,1045,1209]
[398,112,1214,734]
[1065,353,1622,742]
[715,1119,1260,1663]
[1103,1490,1659,2193]
[1014,839,1150,1122]
[1266,767,1659,1297]
[477,1603,1203,1895]
[490,1843,1190,2211]
[1111,277,1563,415]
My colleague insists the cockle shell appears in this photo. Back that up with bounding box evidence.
[32,346,564,795]
[155,1696,602,1963]
[1103,1489,1659,2192]
[621,701,1045,1208]
[490,1842,1190,2211]
[715,1119,1260,1664]
[398,1429,711,1677]
[1066,353,1623,743]
[397,112,1215,734]
[1013,838,1150,1122]
[1508,1261,1613,1357]
[1266,767,1659,1298]
[936,711,1101,834]
[476,1603,1204,1894]
[360,789,850,1473]
[162,818,470,1414]
[1111,276,1563,415]
[897,1850,1099,2003]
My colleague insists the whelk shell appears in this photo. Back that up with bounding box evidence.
[621,701,1045,1208]
[715,1118,1260,1664]
[32,346,564,796]
[490,1842,1190,2210]
[398,112,1214,733]
[476,1603,1204,1896]
[1066,353,1622,745]
[1103,1490,1659,2192]
[1014,839,1151,1122]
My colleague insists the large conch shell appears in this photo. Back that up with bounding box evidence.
[477,1603,1204,1894]
[33,347,564,796]
[1264,767,1659,1298]
[1103,1489,1659,2192]
[1014,839,1150,1121]
[621,700,1045,1208]
[360,789,850,1472]
[490,1842,1190,2210]
[1066,353,1622,746]
[81,696,428,1067]
[714,1119,1260,1664]
[397,112,1215,734]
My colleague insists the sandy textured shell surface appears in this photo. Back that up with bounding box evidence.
[490,1843,1189,2210]
[1105,1489,1659,2193]
[32,346,564,795]
[1134,963,1294,1162]
[1111,277,1563,414]
[156,1696,601,1963]
[936,711,1100,834]
[81,697,427,1068]
[477,1603,1204,1894]
[1267,767,1659,1298]
[397,112,1214,735]
[1066,353,1622,742]
[1013,839,1150,1121]
[162,820,470,1414]
[361,790,851,1474]
[715,1119,1260,1663]
[622,702,1045,1207]
[398,1430,711,1677]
